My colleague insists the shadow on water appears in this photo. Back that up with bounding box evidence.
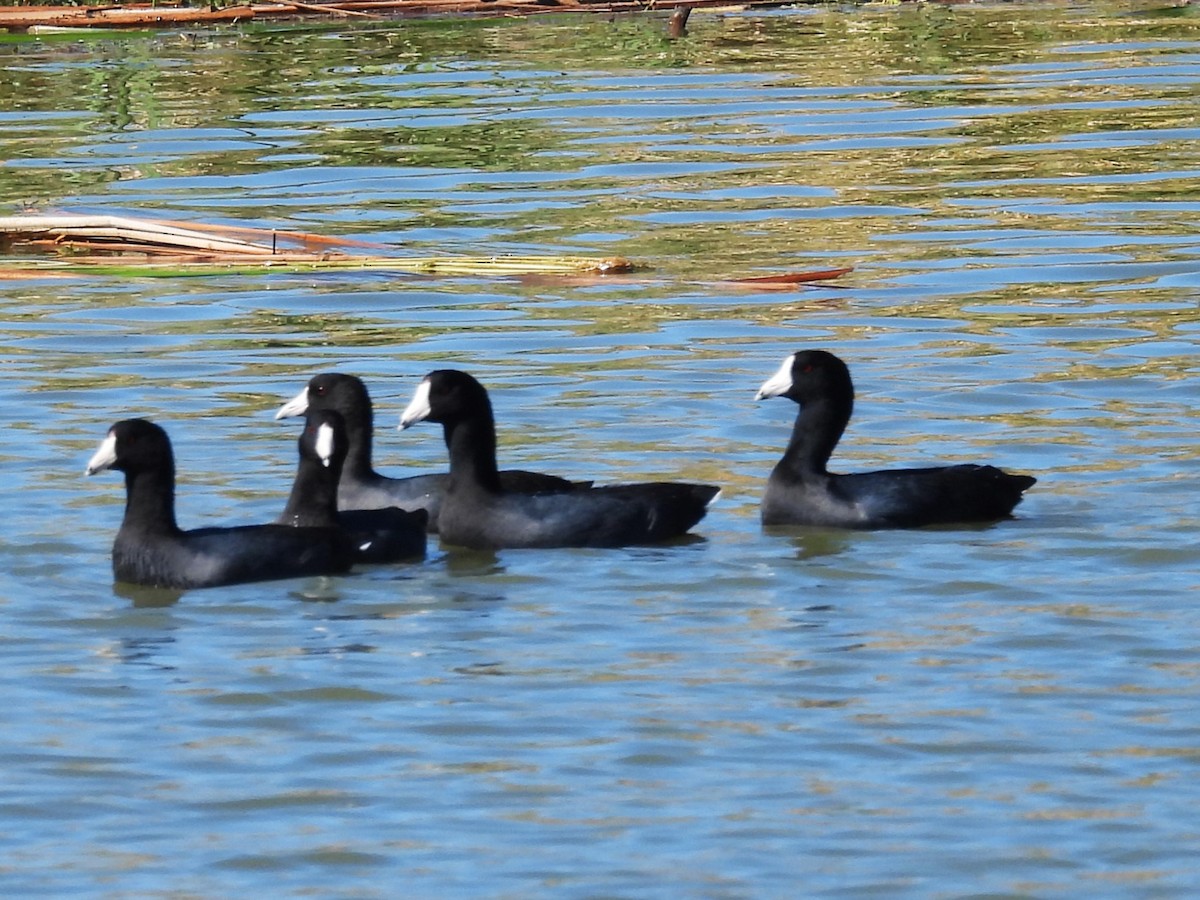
[116,575,349,607]
[114,581,185,608]
[440,547,505,577]
[767,515,1026,561]
[763,525,855,561]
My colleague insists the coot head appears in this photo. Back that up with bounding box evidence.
[85,418,171,477]
[276,372,372,421]
[399,369,491,430]
[755,349,854,407]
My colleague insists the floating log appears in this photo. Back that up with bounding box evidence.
[0,213,638,275]
[0,214,279,256]
[0,212,852,287]
[0,4,254,29]
[0,0,791,31]
[729,267,855,285]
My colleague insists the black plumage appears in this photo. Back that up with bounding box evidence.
[276,408,426,564]
[276,372,583,532]
[86,418,355,589]
[398,369,719,550]
[756,350,1036,529]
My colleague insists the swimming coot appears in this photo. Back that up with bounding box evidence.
[276,408,426,564]
[755,350,1036,529]
[275,372,584,532]
[398,369,720,549]
[86,418,356,589]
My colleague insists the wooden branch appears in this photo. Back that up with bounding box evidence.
[0,0,793,31]
[270,0,382,17]
[0,214,274,255]
[149,217,394,251]
[0,212,854,288]
[729,267,854,285]
[0,4,253,29]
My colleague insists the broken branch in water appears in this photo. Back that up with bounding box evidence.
[0,214,277,256]
[727,267,855,285]
[668,4,691,38]
[0,0,767,32]
[273,0,383,17]
[0,212,852,286]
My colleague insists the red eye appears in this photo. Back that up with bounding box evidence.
[802,364,814,373]
[314,385,326,396]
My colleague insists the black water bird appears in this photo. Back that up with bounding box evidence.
[86,418,355,589]
[276,408,426,564]
[276,372,583,532]
[397,369,720,549]
[755,350,1036,529]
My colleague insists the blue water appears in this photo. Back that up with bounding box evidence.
[2,4,1200,896]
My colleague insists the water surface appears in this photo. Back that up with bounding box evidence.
[2,2,1199,895]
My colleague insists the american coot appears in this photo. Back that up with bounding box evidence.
[85,418,356,589]
[276,408,427,564]
[275,373,584,532]
[756,350,1036,529]
[398,369,720,550]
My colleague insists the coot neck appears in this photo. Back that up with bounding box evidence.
[781,394,852,479]
[442,403,502,494]
[122,461,181,536]
[279,455,341,528]
[340,404,377,481]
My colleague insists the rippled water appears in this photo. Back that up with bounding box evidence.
[3,2,1200,895]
